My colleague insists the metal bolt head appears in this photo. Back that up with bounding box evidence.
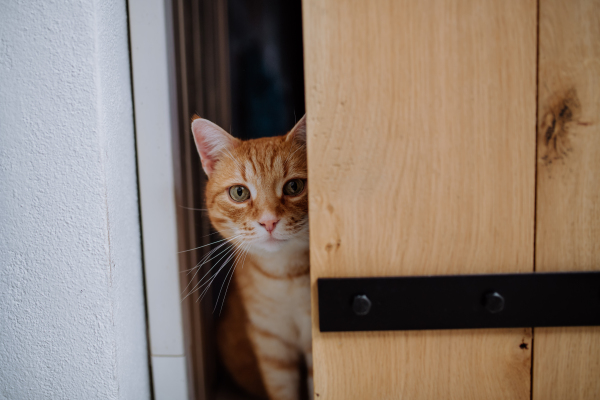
[352,294,372,316]
[484,292,505,314]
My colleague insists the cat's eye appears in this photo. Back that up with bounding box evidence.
[283,179,305,196]
[229,185,250,202]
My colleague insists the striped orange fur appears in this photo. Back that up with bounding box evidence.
[192,116,312,400]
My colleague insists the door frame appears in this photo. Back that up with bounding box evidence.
[128,0,231,399]
[128,0,190,398]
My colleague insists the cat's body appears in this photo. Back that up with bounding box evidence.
[191,117,312,400]
[218,242,311,400]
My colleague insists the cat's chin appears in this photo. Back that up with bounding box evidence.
[256,240,286,253]
[252,236,291,253]
[251,234,309,255]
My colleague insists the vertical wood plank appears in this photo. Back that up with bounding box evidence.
[303,0,537,399]
[533,0,600,399]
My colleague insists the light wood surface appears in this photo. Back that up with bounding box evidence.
[303,0,537,398]
[533,0,600,399]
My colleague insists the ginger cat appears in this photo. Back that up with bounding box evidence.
[191,115,312,400]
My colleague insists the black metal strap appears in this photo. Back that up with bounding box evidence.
[317,272,600,332]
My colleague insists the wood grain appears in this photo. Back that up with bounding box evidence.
[303,0,537,398]
[533,0,600,399]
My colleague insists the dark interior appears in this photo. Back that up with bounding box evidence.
[171,0,305,398]
[228,0,305,140]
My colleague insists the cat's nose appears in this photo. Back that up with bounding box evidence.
[258,217,280,233]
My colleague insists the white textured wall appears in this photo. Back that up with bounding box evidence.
[0,1,151,399]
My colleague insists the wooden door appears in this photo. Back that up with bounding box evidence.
[533,0,600,398]
[303,0,599,398]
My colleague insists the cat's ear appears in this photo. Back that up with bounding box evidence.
[285,114,306,145]
[191,115,240,177]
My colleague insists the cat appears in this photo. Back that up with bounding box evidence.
[191,115,312,400]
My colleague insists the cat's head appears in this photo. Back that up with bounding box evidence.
[191,116,308,254]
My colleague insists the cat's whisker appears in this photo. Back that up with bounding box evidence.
[213,244,252,316]
[180,234,243,298]
[182,240,244,302]
[195,238,242,282]
[181,237,232,275]
[182,243,223,275]
[240,242,251,269]
[223,147,244,171]
[285,143,306,165]
[188,248,234,296]
[285,142,295,164]
[178,205,210,212]
[191,239,246,298]
[212,257,238,313]
[180,240,237,298]
[178,234,243,253]
[214,242,250,315]
[198,243,247,303]
[180,234,244,297]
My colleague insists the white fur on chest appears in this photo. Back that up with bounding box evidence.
[242,241,311,352]
[249,272,311,352]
